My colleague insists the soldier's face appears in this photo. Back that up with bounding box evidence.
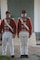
[21,13,27,19]
[6,13,11,18]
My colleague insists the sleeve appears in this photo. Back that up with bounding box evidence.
[1,20,4,33]
[0,25,1,33]
[0,20,2,40]
[0,20,1,33]
[29,19,32,36]
[11,19,16,36]
[13,20,16,35]
[17,19,21,37]
[0,24,2,40]
[17,20,19,37]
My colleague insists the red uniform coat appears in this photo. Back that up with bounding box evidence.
[17,17,32,37]
[1,18,16,36]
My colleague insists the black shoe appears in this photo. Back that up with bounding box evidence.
[25,55,29,58]
[20,55,25,58]
[11,55,14,58]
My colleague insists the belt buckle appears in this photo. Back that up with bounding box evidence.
[23,36,25,38]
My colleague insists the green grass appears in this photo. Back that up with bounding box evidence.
[0,55,10,60]
[36,55,40,57]
[36,55,40,60]
[32,54,40,57]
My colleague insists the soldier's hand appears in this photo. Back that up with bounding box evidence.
[13,34,15,38]
[29,35,31,38]
[16,34,19,38]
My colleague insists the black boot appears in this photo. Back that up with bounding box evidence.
[11,55,14,58]
[25,55,29,58]
[20,55,25,58]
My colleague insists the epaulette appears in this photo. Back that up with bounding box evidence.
[18,17,21,20]
[12,18,14,20]
[28,17,31,19]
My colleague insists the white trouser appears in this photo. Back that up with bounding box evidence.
[19,31,29,55]
[2,31,14,56]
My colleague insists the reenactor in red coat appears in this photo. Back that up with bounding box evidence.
[1,11,16,58]
[17,10,32,58]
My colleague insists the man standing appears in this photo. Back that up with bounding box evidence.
[17,10,32,58]
[1,11,16,58]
